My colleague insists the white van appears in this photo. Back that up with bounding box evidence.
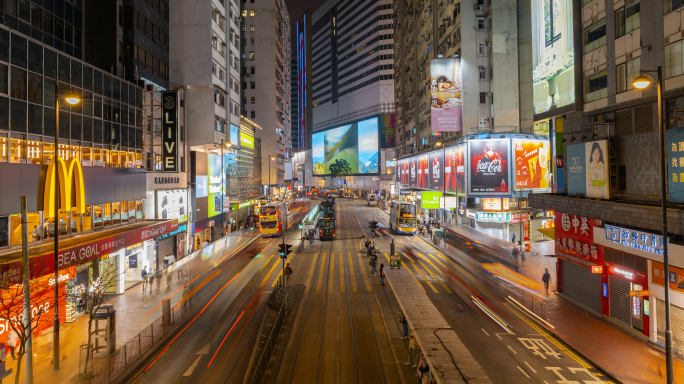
[367,195,378,206]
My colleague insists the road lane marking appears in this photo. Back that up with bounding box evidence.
[207,311,246,367]
[416,256,453,294]
[399,254,426,293]
[524,361,537,374]
[258,253,276,273]
[305,253,319,291]
[356,253,373,292]
[339,252,346,293]
[316,253,327,293]
[406,258,439,293]
[184,356,201,376]
[347,253,358,292]
[259,255,281,288]
[271,253,296,287]
[517,366,531,379]
[482,328,490,337]
[508,345,517,354]
[328,252,336,293]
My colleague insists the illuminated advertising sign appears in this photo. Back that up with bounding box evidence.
[445,144,466,195]
[240,133,254,149]
[481,198,502,211]
[416,153,429,189]
[652,261,684,295]
[409,156,417,187]
[514,139,551,191]
[161,91,179,172]
[532,0,575,115]
[667,127,684,202]
[156,189,188,222]
[567,140,609,199]
[554,213,602,265]
[604,225,665,256]
[476,212,511,222]
[230,124,240,147]
[207,153,223,218]
[429,151,443,190]
[430,58,462,132]
[421,191,442,209]
[312,117,379,175]
[468,139,511,195]
[43,157,86,217]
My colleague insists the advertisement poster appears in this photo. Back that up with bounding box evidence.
[532,0,574,115]
[481,198,502,210]
[445,144,466,195]
[156,189,188,222]
[409,157,417,187]
[312,117,379,175]
[229,124,240,147]
[240,133,255,149]
[567,140,609,199]
[430,59,463,132]
[667,127,684,203]
[514,139,551,191]
[652,261,684,295]
[207,153,223,218]
[399,159,409,184]
[429,150,443,190]
[468,139,510,194]
[554,212,602,265]
[421,191,442,209]
[417,153,429,189]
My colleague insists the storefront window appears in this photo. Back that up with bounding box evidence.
[93,146,102,166]
[69,144,81,162]
[9,212,42,246]
[128,201,136,221]
[43,141,55,164]
[82,144,92,166]
[135,152,142,168]
[84,205,94,231]
[57,143,69,160]
[70,207,83,234]
[120,201,128,222]
[9,136,26,163]
[103,148,111,167]
[112,202,121,224]
[0,135,7,162]
[111,151,120,168]
[136,200,143,219]
[103,203,112,226]
[93,204,103,228]
[27,137,41,164]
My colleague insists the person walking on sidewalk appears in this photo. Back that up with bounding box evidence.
[370,255,377,276]
[511,232,516,244]
[284,262,293,287]
[405,332,417,367]
[399,312,408,339]
[6,329,18,360]
[380,264,386,286]
[166,265,173,288]
[141,267,148,292]
[542,268,551,293]
[155,269,162,292]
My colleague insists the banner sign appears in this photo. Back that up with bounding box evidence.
[667,127,684,203]
[421,191,442,209]
[514,139,551,191]
[476,212,511,222]
[430,58,463,132]
[161,91,180,173]
[554,212,602,265]
[567,140,609,199]
[652,261,684,294]
[604,225,665,256]
[468,139,511,195]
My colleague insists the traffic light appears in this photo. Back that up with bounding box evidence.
[299,223,303,229]
[285,244,293,257]
[279,243,286,257]
[368,219,378,230]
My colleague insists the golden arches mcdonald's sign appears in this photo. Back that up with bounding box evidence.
[43,157,86,218]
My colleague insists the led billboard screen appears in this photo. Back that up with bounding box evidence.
[532,0,575,115]
[469,139,511,195]
[430,58,463,132]
[207,153,223,218]
[445,144,466,195]
[312,117,379,175]
[514,139,551,191]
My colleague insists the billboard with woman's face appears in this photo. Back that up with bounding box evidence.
[468,139,511,195]
[567,140,609,199]
[430,59,463,132]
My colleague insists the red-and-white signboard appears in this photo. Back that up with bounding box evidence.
[554,213,602,265]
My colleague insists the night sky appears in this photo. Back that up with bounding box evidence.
[286,0,327,23]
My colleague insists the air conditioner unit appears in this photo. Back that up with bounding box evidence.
[476,5,483,11]
[486,42,492,47]
[487,92,493,96]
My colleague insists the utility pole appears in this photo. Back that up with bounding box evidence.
[21,196,33,384]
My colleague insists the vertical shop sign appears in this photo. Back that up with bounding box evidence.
[162,91,180,173]
[554,212,602,265]
[667,127,684,203]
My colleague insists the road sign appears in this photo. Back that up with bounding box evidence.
[390,253,401,269]
[629,290,650,297]
[591,266,603,273]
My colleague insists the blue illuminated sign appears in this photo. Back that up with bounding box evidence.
[158,224,187,239]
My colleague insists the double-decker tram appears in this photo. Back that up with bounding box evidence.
[389,201,417,234]
[319,199,336,240]
[259,202,288,236]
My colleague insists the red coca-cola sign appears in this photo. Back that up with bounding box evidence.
[469,139,510,194]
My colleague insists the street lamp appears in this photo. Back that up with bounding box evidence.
[632,66,674,384]
[269,156,275,200]
[52,90,80,370]
[436,142,445,222]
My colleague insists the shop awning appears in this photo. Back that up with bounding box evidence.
[537,228,555,239]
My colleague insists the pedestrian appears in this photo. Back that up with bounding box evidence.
[370,255,377,276]
[284,262,293,287]
[177,264,183,280]
[166,265,173,288]
[380,264,386,286]
[521,251,526,265]
[148,274,154,293]
[6,329,18,360]
[542,268,551,293]
[367,244,373,258]
[405,332,417,367]
[418,353,430,384]
[155,269,162,292]
[141,267,148,292]
[399,312,408,339]
[511,232,516,244]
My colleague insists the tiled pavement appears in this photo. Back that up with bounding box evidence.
[4,228,259,383]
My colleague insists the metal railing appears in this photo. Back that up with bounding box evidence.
[249,288,289,384]
[75,300,188,384]
[513,287,547,320]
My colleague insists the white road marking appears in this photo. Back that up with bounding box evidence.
[517,366,531,379]
[524,361,537,374]
[546,367,580,383]
[508,345,517,355]
[184,356,202,376]
[481,328,490,337]
[568,367,603,383]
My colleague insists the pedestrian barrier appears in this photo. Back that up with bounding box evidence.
[248,288,289,384]
[513,287,547,320]
[75,300,188,384]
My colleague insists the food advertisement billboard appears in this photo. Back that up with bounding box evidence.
[566,140,609,199]
[445,144,466,195]
[468,139,511,195]
[514,139,551,191]
[312,117,379,175]
[156,189,188,222]
[429,150,443,190]
[532,0,575,115]
[430,59,462,132]
[207,153,223,218]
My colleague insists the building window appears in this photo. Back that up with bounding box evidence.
[479,66,486,79]
[477,19,485,29]
[583,19,606,54]
[250,38,255,46]
[479,92,486,104]
[479,118,488,130]
[250,81,255,89]
[242,9,247,17]
[584,71,608,102]
[543,0,562,47]
[616,57,641,93]
[250,96,255,104]
[665,0,684,14]
[615,0,640,38]
[666,39,684,78]
[250,24,255,32]
[250,66,255,74]
[251,111,255,118]
[250,10,255,17]
[249,52,255,60]
[478,42,485,55]
[242,24,246,32]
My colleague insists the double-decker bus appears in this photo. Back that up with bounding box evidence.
[319,200,336,240]
[259,202,288,236]
[389,201,417,234]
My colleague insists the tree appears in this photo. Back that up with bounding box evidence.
[328,159,351,186]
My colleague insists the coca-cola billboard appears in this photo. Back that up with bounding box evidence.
[468,139,511,195]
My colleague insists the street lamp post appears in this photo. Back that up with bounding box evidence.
[633,66,673,384]
[53,90,80,370]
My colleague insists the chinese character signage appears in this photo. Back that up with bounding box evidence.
[554,212,602,265]
[667,127,684,203]
[604,225,665,256]
[567,140,609,199]
[476,212,511,222]
[445,144,466,195]
[430,58,462,132]
[652,261,684,295]
[468,139,511,195]
[514,139,551,191]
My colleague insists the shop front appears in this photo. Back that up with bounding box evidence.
[650,261,684,352]
[554,212,604,313]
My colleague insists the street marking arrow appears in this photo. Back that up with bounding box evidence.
[184,343,211,376]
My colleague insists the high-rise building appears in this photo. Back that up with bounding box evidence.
[241,0,291,192]
[291,13,312,153]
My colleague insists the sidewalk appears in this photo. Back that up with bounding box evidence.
[429,218,684,383]
[5,228,260,383]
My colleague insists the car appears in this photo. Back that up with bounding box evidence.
[367,196,378,206]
